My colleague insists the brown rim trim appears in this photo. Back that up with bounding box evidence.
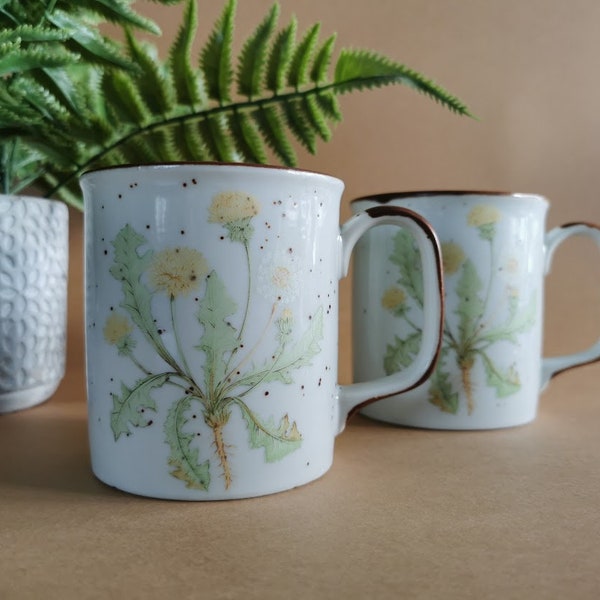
[80,161,343,185]
[351,190,545,204]
[345,204,446,421]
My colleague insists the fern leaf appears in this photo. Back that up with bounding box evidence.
[0,44,79,76]
[311,33,336,84]
[198,114,239,162]
[315,91,342,122]
[287,23,320,88]
[265,16,297,94]
[282,99,317,154]
[45,9,133,69]
[101,70,150,126]
[303,95,332,141]
[201,0,236,104]
[229,110,268,164]
[237,3,279,99]
[125,30,175,115]
[252,105,296,165]
[168,0,207,108]
[172,120,209,162]
[0,25,69,44]
[334,49,473,115]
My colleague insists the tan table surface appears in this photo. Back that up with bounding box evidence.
[1,217,600,599]
[1,359,599,599]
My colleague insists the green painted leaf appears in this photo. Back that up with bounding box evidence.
[389,229,423,306]
[164,396,211,491]
[196,270,239,394]
[110,373,170,440]
[235,400,302,462]
[455,259,484,347]
[428,350,460,413]
[110,225,178,369]
[234,306,324,389]
[480,352,521,398]
[383,332,421,376]
[480,292,537,345]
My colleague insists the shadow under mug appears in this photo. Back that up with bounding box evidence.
[352,191,600,430]
[80,163,444,500]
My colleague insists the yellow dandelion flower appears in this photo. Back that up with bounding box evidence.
[381,287,406,312]
[149,247,209,297]
[104,313,133,345]
[441,241,466,275]
[208,191,260,224]
[505,257,519,274]
[467,204,501,227]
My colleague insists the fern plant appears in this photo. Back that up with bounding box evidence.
[0,0,185,193]
[1,0,473,209]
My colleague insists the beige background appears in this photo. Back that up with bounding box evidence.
[97,0,600,381]
[3,4,600,598]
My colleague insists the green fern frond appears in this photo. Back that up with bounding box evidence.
[0,44,79,76]
[237,4,279,99]
[201,0,236,103]
[288,23,320,89]
[334,49,473,115]
[168,0,207,108]
[2,1,473,207]
[265,16,297,94]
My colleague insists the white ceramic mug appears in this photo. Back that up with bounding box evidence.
[352,191,600,430]
[81,164,444,500]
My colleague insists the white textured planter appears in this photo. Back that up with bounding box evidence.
[0,195,68,413]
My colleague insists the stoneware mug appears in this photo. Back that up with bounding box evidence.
[352,191,600,430]
[81,164,444,500]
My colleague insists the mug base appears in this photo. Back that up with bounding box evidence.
[359,407,537,431]
[0,380,62,414]
[90,461,333,501]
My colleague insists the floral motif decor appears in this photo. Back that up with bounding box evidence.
[103,191,323,491]
[382,204,537,415]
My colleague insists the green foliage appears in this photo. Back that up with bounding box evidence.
[165,396,211,490]
[0,0,472,208]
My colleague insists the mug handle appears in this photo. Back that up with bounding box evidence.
[541,222,600,388]
[336,206,445,433]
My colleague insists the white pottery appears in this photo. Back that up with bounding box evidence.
[0,195,69,413]
[352,191,600,430]
[80,163,444,500]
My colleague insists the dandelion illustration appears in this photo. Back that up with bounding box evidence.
[382,221,536,417]
[381,287,407,315]
[441,241,465,275]
[209,191,260,244]
[149,247,209,298]
[106,221,320,493]
[257,252,301,305]
[277,308,294,339]
[104,313,133,345]
[467,204,501,241]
